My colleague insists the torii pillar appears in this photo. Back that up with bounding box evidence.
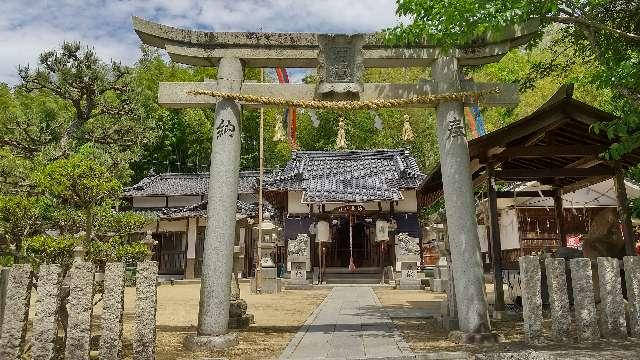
[131,15,538,345]
[433,57,492,336]
[193,57,244,348]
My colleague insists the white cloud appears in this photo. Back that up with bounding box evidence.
[0,0,404,84]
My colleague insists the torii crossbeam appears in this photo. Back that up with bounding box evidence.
[132,16,539,346]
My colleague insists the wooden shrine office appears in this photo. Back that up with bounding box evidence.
[419,84,640,309]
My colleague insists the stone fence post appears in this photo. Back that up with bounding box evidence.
[100,262,126,360]
[0,261,159,360]
[134,260,158,360]
[0,267,9,331]
[32,264,63,360]
[65,261,95,360]
[544,258,570,340]
[624,256,640,337]
[0,264,32,360]
[519,256,543,343]
[597,257,627,338]
[569,258,600,341]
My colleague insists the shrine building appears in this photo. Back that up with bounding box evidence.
[124,148,426,283]
[264,149,426,283]
[123,171,267,279]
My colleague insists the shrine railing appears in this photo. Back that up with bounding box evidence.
[0,261,158,360]
[519,255,640,343]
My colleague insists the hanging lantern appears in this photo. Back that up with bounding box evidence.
[375,219,390,242]
[273,116,287,142]
[316,220,330,242]
[401,114,414,142]
[336,117,347,150]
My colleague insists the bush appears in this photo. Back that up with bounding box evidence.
[22,234,76,270]
[21,234,150,272]
[87,236,150,269]
[0,254,13,267]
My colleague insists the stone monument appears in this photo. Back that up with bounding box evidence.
[395,233,422,290]
[286,234,311,289]
[132,15,537,341]
[431,241,451,293]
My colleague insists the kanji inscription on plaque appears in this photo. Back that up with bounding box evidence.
[216,119,236,139]
[327,46,353,83]
[294,263,305,279]
[447,117,466,139]
[405,263,416,278]
[316,34,364,98]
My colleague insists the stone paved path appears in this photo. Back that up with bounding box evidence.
[280,287,413,359]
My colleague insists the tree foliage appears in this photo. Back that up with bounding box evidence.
[388,0,640,157]
[0,43,155,265]
[17,42,153,158]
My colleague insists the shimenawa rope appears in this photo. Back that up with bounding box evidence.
[187,88,500,110]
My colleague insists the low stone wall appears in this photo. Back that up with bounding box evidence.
[0,261,158,360]
[519,255,640,344]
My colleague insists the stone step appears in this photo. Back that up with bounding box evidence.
[324,277,382,284]
[323,272,380,278]
[323,267,382,274]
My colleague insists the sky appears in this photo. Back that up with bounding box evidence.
[0,0,405,85]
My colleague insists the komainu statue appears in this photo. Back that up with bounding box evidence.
[396,233,420,256]
[288,234,310,257]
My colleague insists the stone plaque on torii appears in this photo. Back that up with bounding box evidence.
[132,16,538,346]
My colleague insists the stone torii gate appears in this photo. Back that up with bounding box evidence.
[132,16,538,347]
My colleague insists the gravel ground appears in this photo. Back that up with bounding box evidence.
[94,282,330,360]
[373,288,640,357]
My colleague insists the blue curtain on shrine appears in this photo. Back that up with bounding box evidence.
[393,213,421,238]
[284,217,314,241]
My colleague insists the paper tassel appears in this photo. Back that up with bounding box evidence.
[308,109,320,127]
[402,114,414,142]
[273,117,287,142]
[336,117,347,150]
[370,110,383,130]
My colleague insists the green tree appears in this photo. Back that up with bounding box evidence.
[387,0,640,157]
[33,145,123,242]
[0,195,51,261]
[18,43,136,151]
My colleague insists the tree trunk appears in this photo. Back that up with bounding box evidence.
[85,205,93,243]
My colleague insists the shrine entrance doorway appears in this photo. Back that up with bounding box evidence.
[327,216,374,268]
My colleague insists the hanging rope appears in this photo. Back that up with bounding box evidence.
[272,116,287,141]
[336,117,347,150]
[188,88,500,110]
[402,114,415,142]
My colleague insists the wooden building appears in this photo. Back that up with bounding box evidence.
[265,149,426,282]
[123,171,270,279]
[419,84,640,308]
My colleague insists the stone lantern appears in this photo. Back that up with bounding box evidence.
[254,212,279,268]
[251,212,282,294]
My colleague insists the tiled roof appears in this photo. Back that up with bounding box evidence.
[158,199,275,219]
[266,149,425,203]
[124,171,261,197]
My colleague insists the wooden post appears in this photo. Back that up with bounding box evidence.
[615,165,636,256]
[486,162,505,313]
[318,241,322,283]
[256,67,265,290]
[553,188,567,248]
